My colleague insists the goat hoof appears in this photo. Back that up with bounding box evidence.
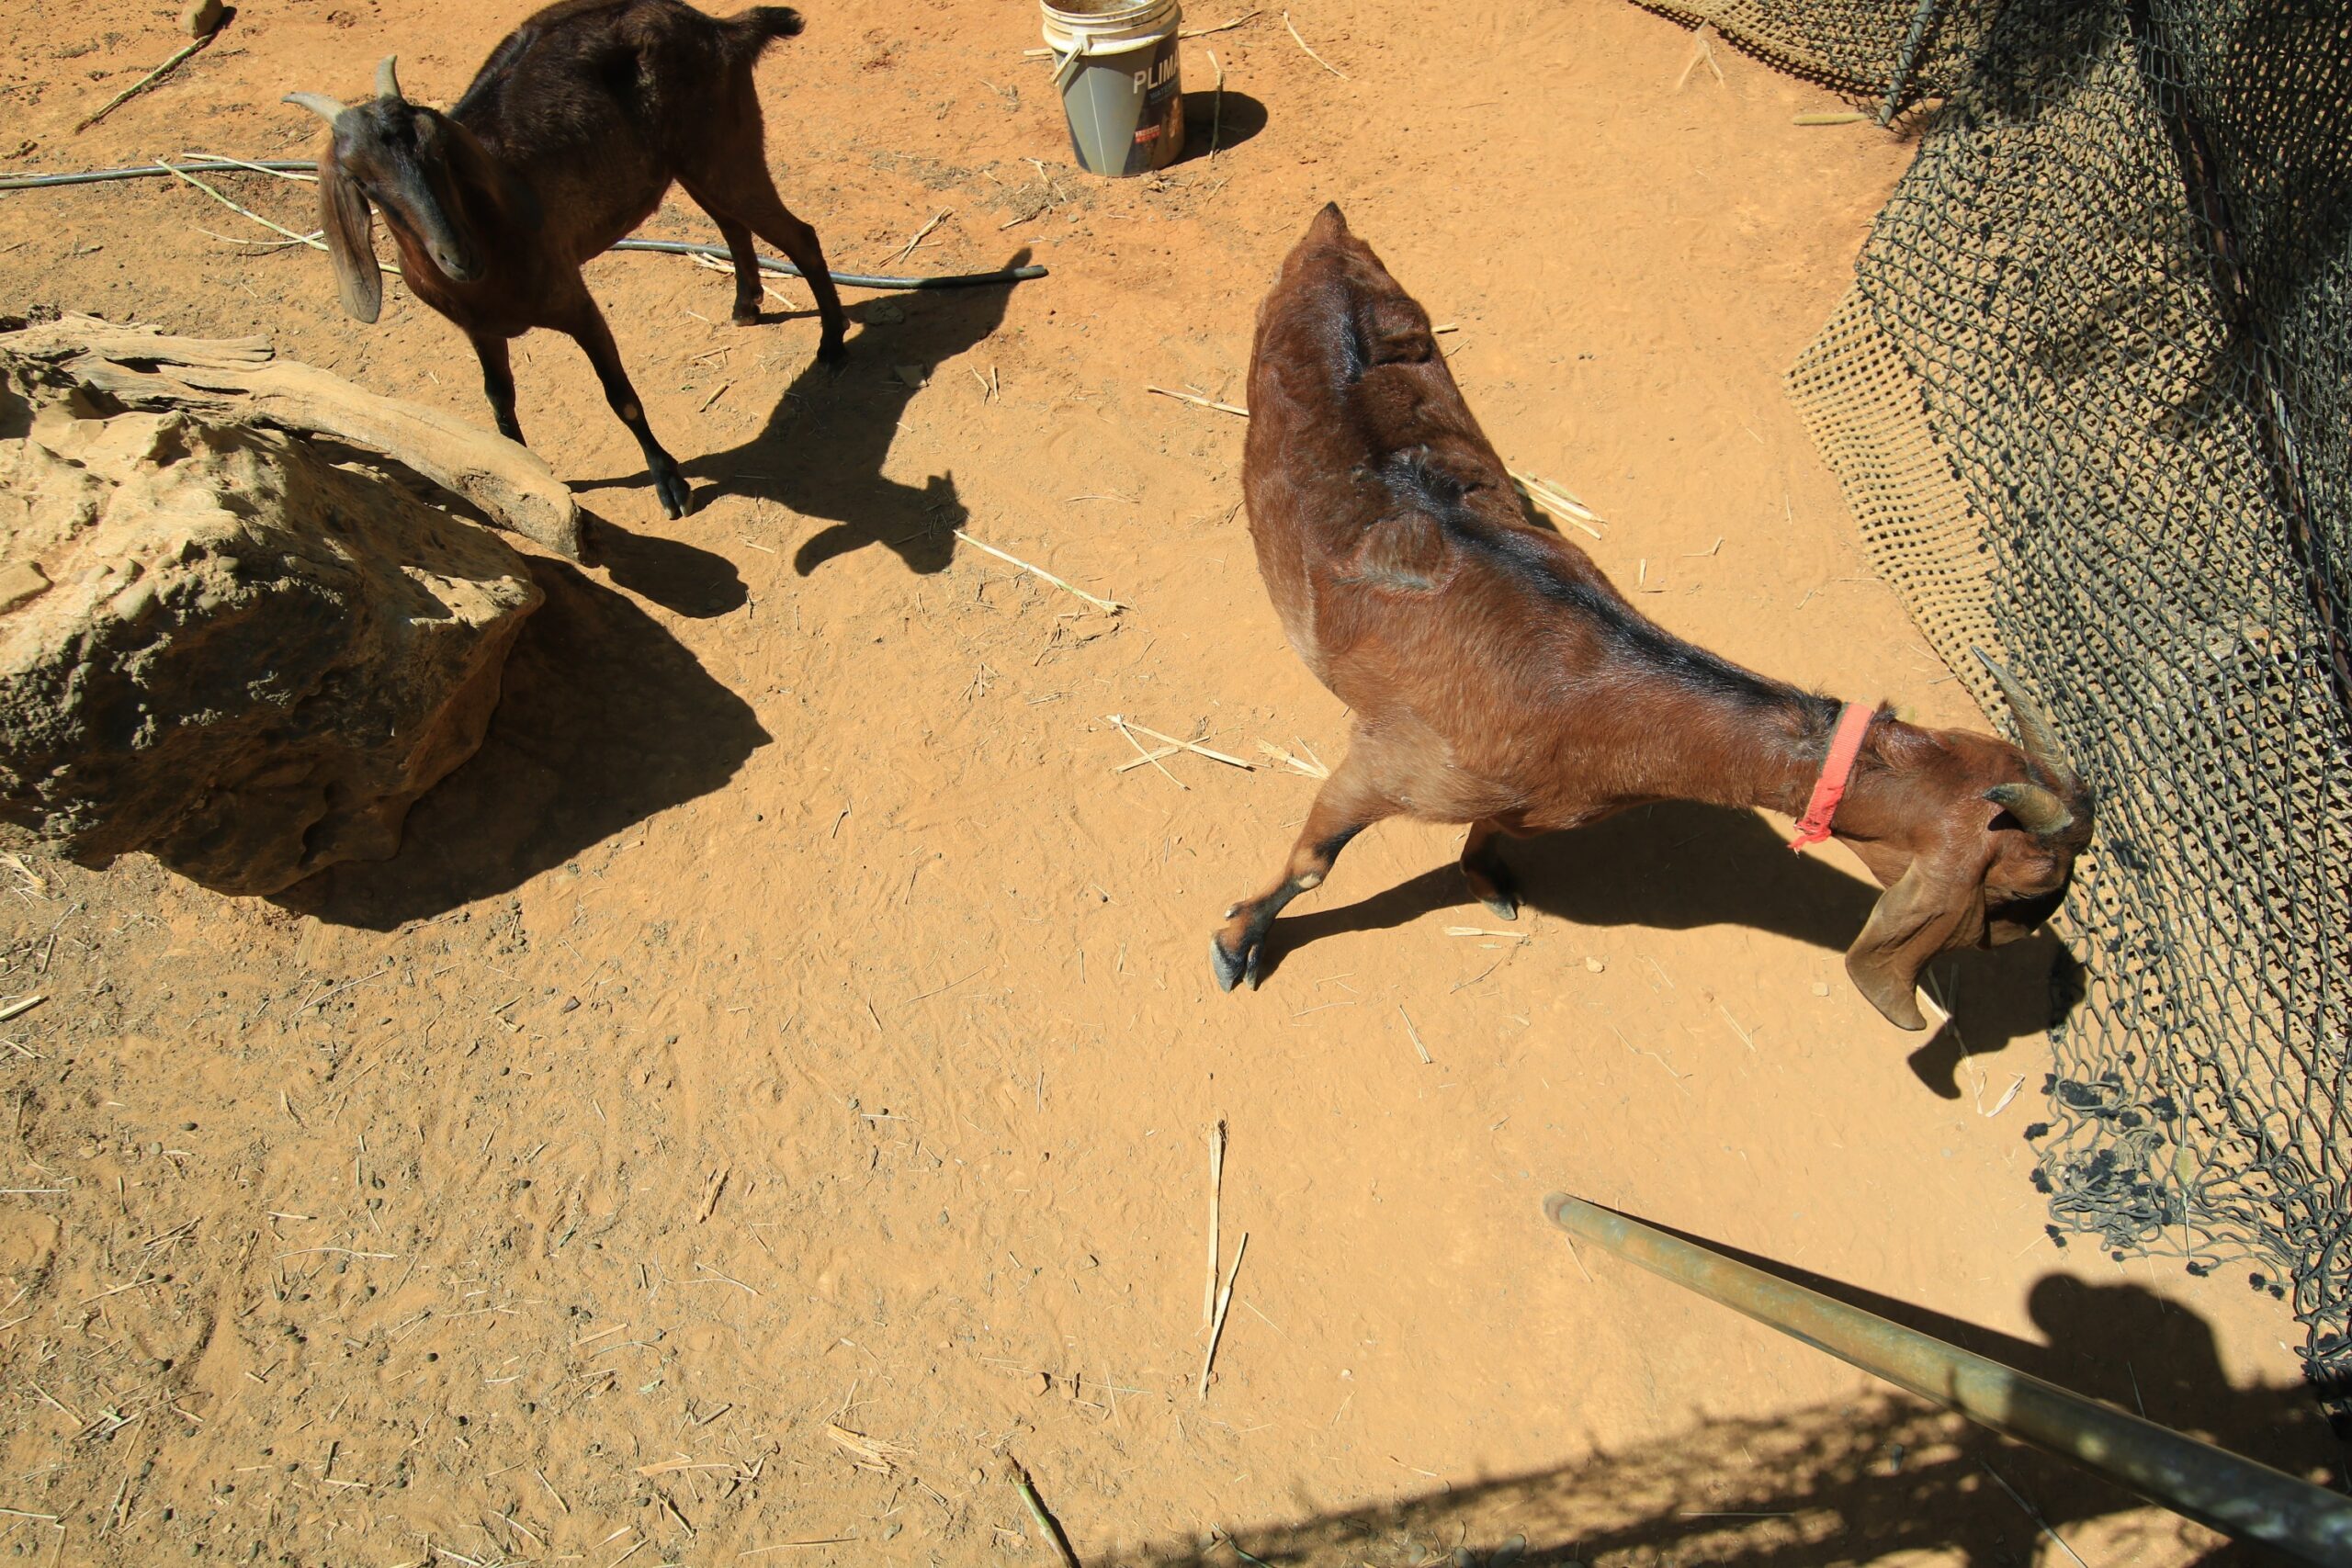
[731,306,761,328]
[1464,858,1520,921]
[1210,937,1252,995]
[817,338,849,372]
[653,469,692,520]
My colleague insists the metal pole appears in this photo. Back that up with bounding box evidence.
[1543,1193,2352,1567]
[1879,0,1947,126]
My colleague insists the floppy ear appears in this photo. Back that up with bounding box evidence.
[1844,840,1993,1030]
[318,159,382,324]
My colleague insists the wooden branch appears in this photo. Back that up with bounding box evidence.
[0,314,581,558]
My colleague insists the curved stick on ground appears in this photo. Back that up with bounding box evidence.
[1,313,582,558]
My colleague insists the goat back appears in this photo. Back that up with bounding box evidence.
[1242,205,1572,688]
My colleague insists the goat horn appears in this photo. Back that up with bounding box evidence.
[283,92,350,124]
[1972,648,2075,784]
[376,54,403,101]
[1986,781,2074,837]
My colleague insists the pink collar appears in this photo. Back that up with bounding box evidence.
[1789,703,1874,852]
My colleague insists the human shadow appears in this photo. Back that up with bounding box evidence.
[582,250,1033,577]
[1255,800,2070,1068]
[1106,1232,2344,1567]
[277,557,767,928]
[1636,1211,2337,1485]
[1179,87,1269,160]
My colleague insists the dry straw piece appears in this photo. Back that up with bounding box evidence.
[1204,1119,1227,1327]
[1147,384,1250,417]
[1398,1005,1433,1065]
[1197,1231,1249,1398]
[1110,717,1250,769]
[954,529,1125,614]
[1283,10,1348,78]
[1509,469,1606,537]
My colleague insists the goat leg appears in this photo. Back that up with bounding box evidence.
[690,175,847,367]
[469,332,525,445]
[703,211,765,327]
[1212,757,1392,992]
[1459,817,1521,921]
[559,298,691,520]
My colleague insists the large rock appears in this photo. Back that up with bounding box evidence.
[0,358,543,895]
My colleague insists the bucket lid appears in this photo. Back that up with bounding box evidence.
[1041,0,1177,29]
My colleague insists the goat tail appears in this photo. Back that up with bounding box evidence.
[730,6,805,50]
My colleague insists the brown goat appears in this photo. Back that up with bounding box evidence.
[1213,206,2094,1030]
[287,0,847,520]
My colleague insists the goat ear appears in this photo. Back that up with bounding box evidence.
[1844,842,1990,1030]
[318,162,382,324]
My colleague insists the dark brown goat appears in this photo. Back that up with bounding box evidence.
[1213,206,2094,1029]
[287,0,846,519]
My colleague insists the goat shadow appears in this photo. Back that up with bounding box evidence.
[584,249,1034,578]
[1258,800,2075,1089]
[583,505,748,618]
[277,556,768,928]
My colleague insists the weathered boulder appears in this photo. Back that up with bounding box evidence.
[0,356,543,895]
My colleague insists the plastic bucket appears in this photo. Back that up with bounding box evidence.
[1041,0,1184,177]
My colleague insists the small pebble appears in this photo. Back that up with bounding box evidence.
[560,996,580,1013]
[1811,980,1831,997]
[1027,1371,1050,1397]
[1585,956,1605,974]
[180,0,225,38]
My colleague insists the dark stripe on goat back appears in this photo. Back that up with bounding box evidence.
[1401,469,1826,719]
[1287,218,1831,731]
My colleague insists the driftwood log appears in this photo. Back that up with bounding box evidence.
[0,313,582,558]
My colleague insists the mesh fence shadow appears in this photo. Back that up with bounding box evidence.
[1649,0,2352,1424]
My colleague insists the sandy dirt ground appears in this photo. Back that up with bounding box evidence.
[0,1,2338,1564]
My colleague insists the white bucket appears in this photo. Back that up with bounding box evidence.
[1040,0,1185,177]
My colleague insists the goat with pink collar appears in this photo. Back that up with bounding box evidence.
[1211,206,2096,1029]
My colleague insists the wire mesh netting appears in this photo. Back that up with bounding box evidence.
[1654,0,2352,1425]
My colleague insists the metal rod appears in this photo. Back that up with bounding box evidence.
[1543,1193,2352,1567]
[0,161,1049,292]
[605,239,1046,292]
[0,158,316,189]
[1878,0,1946,127]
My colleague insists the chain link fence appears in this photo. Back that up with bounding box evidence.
[1651,0,2351,1428]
